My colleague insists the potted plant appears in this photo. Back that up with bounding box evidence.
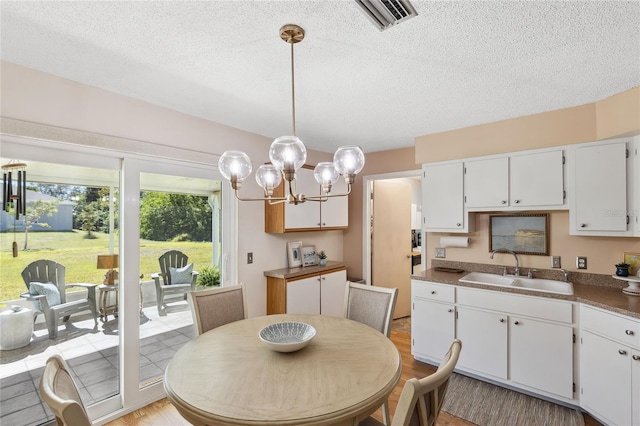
[615,262,630,277]
[318,250,327,266]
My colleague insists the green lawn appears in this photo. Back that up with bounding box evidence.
[0,230,213,305]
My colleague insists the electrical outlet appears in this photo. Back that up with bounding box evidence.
[247,252,253,264]
[577,256,587,269]
[551,256,561,268]
[435,248,446,258]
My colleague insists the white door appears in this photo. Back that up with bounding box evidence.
[456,306,508,379]
[321,178,349,228]
[284,167,320,230]
[464,157,509,208]
[509,316,573,398]
[510,150,564,207]
[412,299,455,361]
[287,276,320,315]
[320,270,347,316]
[574,141,627,232]
[580,331,632,426]
[422,162,465,231]
[372,180,412,318]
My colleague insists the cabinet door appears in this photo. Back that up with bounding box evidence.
[456,306,507,379]
[580,331,632,426]
[633,349,640,426]
[573,141,627,232]
[510,150,564,207]
[284,168,321,230]
[422,162,466,231]
[464,157,509,208]
[320,270,347,317]
[286,276,320,315]
[509,316,573,398]
[412,298,455,362]
[320,177,348,228]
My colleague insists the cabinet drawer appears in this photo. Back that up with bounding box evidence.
[581,304,640,349]
[412,280,455,303]
[457,287,573,324]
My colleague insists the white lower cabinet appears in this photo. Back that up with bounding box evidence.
[412,282,575,403]
[412,298,455,362]
[580,305,640,426]
[456,306,507,379]
[509,315,573,398]
[286,269,347,316]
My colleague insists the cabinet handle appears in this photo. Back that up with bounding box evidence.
[456,223,461,227]
[431,290,436,294]
[317,223,321,226]
[406,255,411,258]
[514,321,520,325]
[448,309,453,313]
[633,355,640,361]
[322,222,326,226]
[618,349,628,355]
[321,277,325,280]
[499,318,505,323]
[514,200,520,204]
[580,223,587,228]
[625,330,635,336]
[501,200,507,204]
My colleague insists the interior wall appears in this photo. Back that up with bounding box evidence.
[415,86,640,276]
[426,212,640,276]
[415,86,640,164]
[343,147,419,280]
[0,61,341,317]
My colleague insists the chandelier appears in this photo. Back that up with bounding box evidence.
[218,24,365,205]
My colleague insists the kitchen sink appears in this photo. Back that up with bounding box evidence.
[459,272,573,295]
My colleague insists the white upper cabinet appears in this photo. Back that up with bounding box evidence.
[265,167,349,233]
[568,137,639,236]
[422,162,471,233]
[510,150,565,207]
[464,150,565,210]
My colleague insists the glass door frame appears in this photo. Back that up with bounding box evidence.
[1,135,237,422]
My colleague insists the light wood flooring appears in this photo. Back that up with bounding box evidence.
[106,329,602,426]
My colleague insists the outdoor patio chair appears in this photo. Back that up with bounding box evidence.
[21,260,97,339]
[188,284,247,335]
[152,250,198,315]
[39,354,92,426]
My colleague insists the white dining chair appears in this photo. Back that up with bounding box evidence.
[359,339,462,426]
[188,284,247,335]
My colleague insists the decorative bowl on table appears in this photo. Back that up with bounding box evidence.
[259,322,316,353]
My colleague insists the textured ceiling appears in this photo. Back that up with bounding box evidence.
[1,1,638,154]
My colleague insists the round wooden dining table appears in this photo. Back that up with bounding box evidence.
[164,314,402,426]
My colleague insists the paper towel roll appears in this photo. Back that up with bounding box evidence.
[440,236,470,248]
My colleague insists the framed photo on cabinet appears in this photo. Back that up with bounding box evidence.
[287,241,302,268]
[301,246,317,266]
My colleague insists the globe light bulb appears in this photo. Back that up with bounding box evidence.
[256,164,283,196]
[313,162,339,194]
[269,136,307,177]
[218,151,252,189]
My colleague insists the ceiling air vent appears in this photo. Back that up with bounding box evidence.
[354,0,418,31]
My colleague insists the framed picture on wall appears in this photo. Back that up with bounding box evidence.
[489,213,549,256]
[287,241,302,268]
[301,246,317,266]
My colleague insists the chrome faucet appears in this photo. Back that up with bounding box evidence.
[490,249,520,276]
[560,269,570,282]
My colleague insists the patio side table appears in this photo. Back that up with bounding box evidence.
[98,284,119,321]
[0,307,33,350]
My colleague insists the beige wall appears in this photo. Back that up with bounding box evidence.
[0,61,343,317]
[415,86,640,276]
[415,86,640,164]
[343,147,419,280]
[427,212,640,275]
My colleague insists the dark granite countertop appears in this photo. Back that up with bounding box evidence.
[264,261,346,280]
[412,267,640,320]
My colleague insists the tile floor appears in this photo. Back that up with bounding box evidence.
[0,300,194,426]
